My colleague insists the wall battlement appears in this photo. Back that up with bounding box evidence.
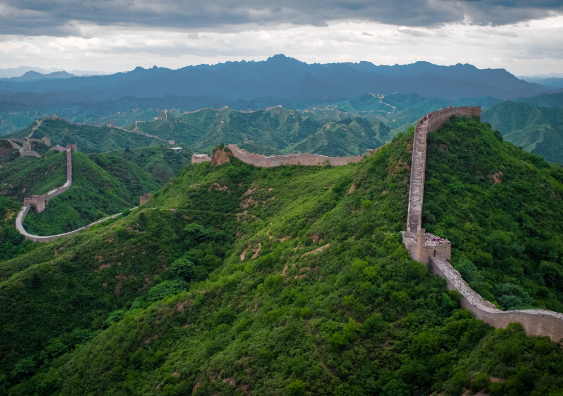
[191,153,211,164]
[228,144,368,167]
[403,105,563,342]
[191,145,375,168]
[15,142,138,243]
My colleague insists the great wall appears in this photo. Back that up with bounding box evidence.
[14,143,135,242]
[12,106,563,341]
[191,144,369,167]
[400,106,563,342]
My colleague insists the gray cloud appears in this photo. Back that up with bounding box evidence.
[0,0,562,37]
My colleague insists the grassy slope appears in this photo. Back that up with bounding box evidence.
[0,196,36,261]
[2,129,563,395]
[100,145,194,183]
[482,101,563,164]
[134,108,391,156]
[0,151,159,236]
[423,115,563,312]
[7,118,162,153]
[314,93,504,135]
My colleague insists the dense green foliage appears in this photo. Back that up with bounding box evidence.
[132,108,391,156]
[101,145,193,183]
[309,93,504,135]
[0,196,36,261]
[423,115,563,312]
[0,150,159,236]
[483,101,563,164]
[8,118,161,153]
[1,124,563,395]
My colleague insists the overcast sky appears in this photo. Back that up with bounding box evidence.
[0,0,562,76]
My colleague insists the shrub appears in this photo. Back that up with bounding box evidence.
[146,280,186,303]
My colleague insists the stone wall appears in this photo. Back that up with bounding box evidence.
[402,105,563,342]
[431,257,563,342]
[15,142,139,243]
[227,144,368,167]
[407,106,481,233]
[139,193,152,205]
[191,153,211,164]
[402,229,451,264]
[16,206,127,243]
[23,144,73,214]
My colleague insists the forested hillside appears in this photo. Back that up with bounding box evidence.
[8,117,163,153]
[482,102,563,164]
[423,116,563,313]
[91,146,193,185]
[0,150,159,237]
[2,119,563,395]
[131,107,391,156]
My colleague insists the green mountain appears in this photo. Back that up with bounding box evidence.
[131,107,391,156]
[100,145,193,183]
[309,93,504,136]
[482,101,563,164]
[0,150,159,237]
[7,117,164,153]
[2,118,563,395]
[423,115,563,313]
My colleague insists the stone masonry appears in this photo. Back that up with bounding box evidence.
[403,106,563,342]
[228,144,368,167]
[15,142,136,243]
[191,145,373,168]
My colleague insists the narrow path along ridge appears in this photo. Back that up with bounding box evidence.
[15,143,136,242]
[401,105,563,342]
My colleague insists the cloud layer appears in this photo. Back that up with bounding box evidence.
[0,0,562,37]
[0,1,562,76]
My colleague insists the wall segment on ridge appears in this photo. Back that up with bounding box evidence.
[431,257,563,342]
[406,106,481,233]
[403,105,563,342]
[227,144,369,167]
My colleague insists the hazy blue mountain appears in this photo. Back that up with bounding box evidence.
[520,77,563,88]
[346,60,554,93]
[0,55,558,110]
[1,71,75,82]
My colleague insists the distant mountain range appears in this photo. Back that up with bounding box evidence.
[0,66,104,78]
[0,70,76,82]
[520,77,563,89]
[0,55,560,112]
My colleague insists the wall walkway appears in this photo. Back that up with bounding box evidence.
[191,145,373,167]
[403,106,563,342]
[14,144,134,243]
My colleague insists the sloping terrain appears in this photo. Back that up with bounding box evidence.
[423,115,563,313]
[482,102,563,164]
[0,150,159,236]
[99,145,193,183]
[2,122,563,395]
[7,117,162,153]
[132,108,391,156]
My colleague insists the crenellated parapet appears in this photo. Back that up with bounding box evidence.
[16,144,75,237]
[227,144,370,167]
[402,105,563,342]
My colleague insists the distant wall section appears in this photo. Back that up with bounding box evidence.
[227,144,369,167]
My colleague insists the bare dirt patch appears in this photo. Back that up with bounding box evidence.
[252,243,261,259]
[301,243,330,258]
[490,171,503,185]
[95,263,111,272]
[348,183,355,194]
[211,147,231,165]
[208,183,229,192]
